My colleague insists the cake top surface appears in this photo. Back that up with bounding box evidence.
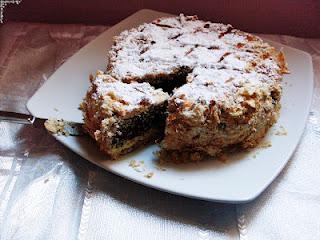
[105,14,288,119]
[107,14,287,81]
[173,67,280,110]
[90,71,169,115]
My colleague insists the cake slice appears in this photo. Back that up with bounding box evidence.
[80,71,169,159]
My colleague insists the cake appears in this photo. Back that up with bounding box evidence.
[82,14,288,161]
[80,71,169,159]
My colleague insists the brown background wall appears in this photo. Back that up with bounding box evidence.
[5,0,320,37]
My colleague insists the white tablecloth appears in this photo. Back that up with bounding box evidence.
[0,22,319,240]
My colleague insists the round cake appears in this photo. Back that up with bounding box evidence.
[82,14,289,161]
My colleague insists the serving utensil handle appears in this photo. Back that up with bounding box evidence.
[0,111,35,124]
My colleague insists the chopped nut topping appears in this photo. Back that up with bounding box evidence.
[144,172,154,178]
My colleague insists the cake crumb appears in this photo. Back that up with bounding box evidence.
[129,160,145,172]
[129,159,139,167]
[54,108,59,112]
[144,172,154,179]
[259,141,272,148]
[44,118,69,136]
[275,126,287,136]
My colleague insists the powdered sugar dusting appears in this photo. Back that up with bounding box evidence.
[92,72,169,112]
[108,14,281,81]
[177,67,275,106]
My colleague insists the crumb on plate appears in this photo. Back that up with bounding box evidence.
[275,126,287,136]
[129,159,145,172]
[44,118,69,136]
[258,141,272,148]
[144,172,154,178]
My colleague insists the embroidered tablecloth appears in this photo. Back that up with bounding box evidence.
[0,22,319,240]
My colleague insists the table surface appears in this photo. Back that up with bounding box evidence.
[0,22,319,240]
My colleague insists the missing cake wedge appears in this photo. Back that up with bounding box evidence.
[80,71,169,159]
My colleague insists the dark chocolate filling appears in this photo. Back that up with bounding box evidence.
[140,66,191,94]
[111,103,167,147]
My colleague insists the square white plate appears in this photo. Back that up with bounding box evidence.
[27,9,313,203]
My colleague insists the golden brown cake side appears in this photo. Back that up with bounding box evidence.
[80,71,169,159]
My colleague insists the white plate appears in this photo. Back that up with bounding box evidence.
[27,9,313,203]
